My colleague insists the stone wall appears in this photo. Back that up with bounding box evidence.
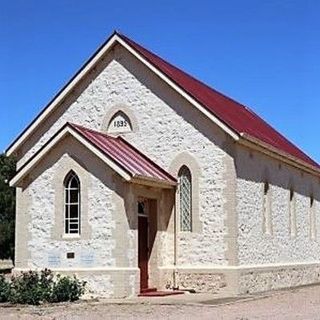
[16,43,234,269]
[16,136,139,297]
[236,144,320,265]
[239,263,320,294]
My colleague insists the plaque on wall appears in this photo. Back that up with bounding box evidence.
[48,252,61,267]
[107,111,132,134]
[80,251,95,267]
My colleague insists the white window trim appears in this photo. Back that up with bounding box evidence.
[263,181,272,235]
[64,172,81,236]
[310,195,316,240]
[179,166,192,232]
[289,189,297,238]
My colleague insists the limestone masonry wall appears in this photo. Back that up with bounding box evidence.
[236,144,320,266]
[17,44,233,269]
[14,40,320,297]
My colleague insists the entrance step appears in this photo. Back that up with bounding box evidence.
[139,289,184,297]
[140,287,157,294]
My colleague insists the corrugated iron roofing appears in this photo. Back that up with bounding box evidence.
[69,123,176,184]
[118,33,319,169]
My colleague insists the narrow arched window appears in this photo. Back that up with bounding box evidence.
[64,171,80,235]
[310,195,316,239]
[179,166,192,232]
[263,181,272,235]
[289,188,296,237]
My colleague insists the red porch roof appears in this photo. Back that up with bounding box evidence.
[69,123,176,185]
[118,33,319,169]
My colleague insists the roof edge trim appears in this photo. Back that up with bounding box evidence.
[6,32,239,157]
[9,124,132,186]
[131,175,177,189]
[239,133,320,176]
[6,32,119,156]
[6,32,317,176]
[115,36,240,141]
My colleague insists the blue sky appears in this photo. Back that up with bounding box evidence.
[1,0,320,161]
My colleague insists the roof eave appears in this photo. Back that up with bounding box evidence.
[6,33,121,156]
[5,32,240,157]
[131,175,177,189]
[6,32,318,176]
[239,133,320,176]
[9,124,133,187]
[10,123,177,189]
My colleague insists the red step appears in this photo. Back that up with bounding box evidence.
[139,289,184,297]
[140,287,157,294]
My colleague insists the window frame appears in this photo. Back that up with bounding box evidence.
[64,171,81,236]
[289,188,297,237]
[263,180,272,235]
[310,194,316,239]
[178,165,192,232]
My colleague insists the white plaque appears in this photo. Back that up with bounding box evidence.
[80,251,95,267]
[48,252,61,267]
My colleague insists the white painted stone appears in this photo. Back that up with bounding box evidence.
[236,145,320,265]
[15,40,320,298]
[19,44,230,270]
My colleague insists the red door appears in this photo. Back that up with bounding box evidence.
[138,216,149,291]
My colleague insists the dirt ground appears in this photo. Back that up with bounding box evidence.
[1,284,320,320]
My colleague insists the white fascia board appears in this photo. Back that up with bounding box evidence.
[131,175,177,189]
[10,126,132,186]
[239,133,320,177]
[7,34,239,156]
[116,37,239,141]
[6,34,120,156]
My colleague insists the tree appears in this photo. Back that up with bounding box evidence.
[0,154,16,260]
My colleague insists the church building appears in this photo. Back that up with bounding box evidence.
[7,32,320,298]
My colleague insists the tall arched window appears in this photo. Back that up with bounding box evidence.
[64,171,80,235]
[310,194,316,239]
[179,166,192,232]
[263,181,272,235]
[289,188,296,237]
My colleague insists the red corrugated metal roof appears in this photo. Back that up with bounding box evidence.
[118,33,319,169]
[69,123,176,184]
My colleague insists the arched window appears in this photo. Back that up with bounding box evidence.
[310,195,314,208]
[263,181,272,234]
[179,166,192,232]
[289,188,296,237]
[310,194,316,239]
[64,171,80,235]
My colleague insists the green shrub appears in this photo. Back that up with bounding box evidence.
[9,269,53,305]
[5,269,86,305]
[50,275,86,302]
[0,274,11,302]
[0,154,16,261]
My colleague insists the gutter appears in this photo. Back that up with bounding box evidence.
[238,133,320,177]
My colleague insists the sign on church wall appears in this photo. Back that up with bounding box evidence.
[107,111,132,134]
[48,252,61,267]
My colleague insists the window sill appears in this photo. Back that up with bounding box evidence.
[62,234,81,240]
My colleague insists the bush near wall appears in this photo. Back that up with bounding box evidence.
[0,154,16,261]
[0,275,11,302]
[0,269,86,305]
